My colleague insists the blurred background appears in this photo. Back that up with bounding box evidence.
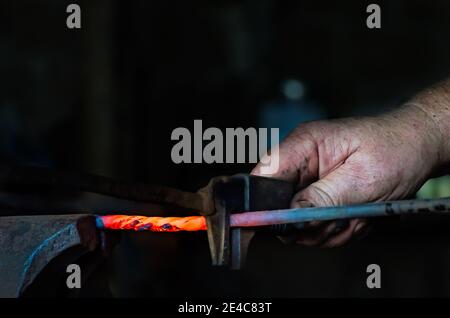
[2,0,450,297]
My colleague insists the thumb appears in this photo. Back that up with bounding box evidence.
[292,165,364,208]
[251,134,319,187]
[292,167,369,247]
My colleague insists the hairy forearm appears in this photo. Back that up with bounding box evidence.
[392,79,450,175]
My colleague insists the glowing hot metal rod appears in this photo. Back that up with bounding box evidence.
[97,215,207,232]
[96,197,450,232]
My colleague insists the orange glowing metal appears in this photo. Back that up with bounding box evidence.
[98,215,207,232]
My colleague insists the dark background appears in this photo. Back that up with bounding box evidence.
[2,0,450,297]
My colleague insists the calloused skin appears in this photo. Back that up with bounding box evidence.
[252,79,450,247]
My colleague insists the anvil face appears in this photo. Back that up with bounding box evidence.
[0,214,111,297]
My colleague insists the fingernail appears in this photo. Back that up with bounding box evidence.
[355,225,371,241]
[354,222,364,234]
[277,235,298,245]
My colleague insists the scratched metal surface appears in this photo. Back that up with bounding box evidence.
[0,214,97,297]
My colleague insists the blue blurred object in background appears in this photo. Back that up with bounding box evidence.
[259,79,326,143]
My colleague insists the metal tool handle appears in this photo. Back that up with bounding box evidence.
[0,165,203,211]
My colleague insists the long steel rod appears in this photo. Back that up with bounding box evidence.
[0,165,203,211]
[97,198,450,232]
[231,197,450,227]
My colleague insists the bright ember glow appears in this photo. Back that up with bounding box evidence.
[97,215,207,232]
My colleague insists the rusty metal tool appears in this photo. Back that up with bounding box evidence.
[204,194,450,269]
[200,174,294,269]
[195,175,450,269]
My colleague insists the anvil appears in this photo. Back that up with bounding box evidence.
[0,214,117,297]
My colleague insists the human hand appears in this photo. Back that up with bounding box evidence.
[252,108,443,246]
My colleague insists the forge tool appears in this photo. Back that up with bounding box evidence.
[2,166,450,297]
[0,169,294,296]
[0,169,295,269]
[97,197,450,232]
[96,196,450,269]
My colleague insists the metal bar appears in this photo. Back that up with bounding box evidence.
[95,197,450,231]
[0,165,203,211]
[97,214,206,232]
[230,197,450,227]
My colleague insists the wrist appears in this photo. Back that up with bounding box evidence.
[406,102,448,160]
[382,104,444,176]
[406,80,450,170]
